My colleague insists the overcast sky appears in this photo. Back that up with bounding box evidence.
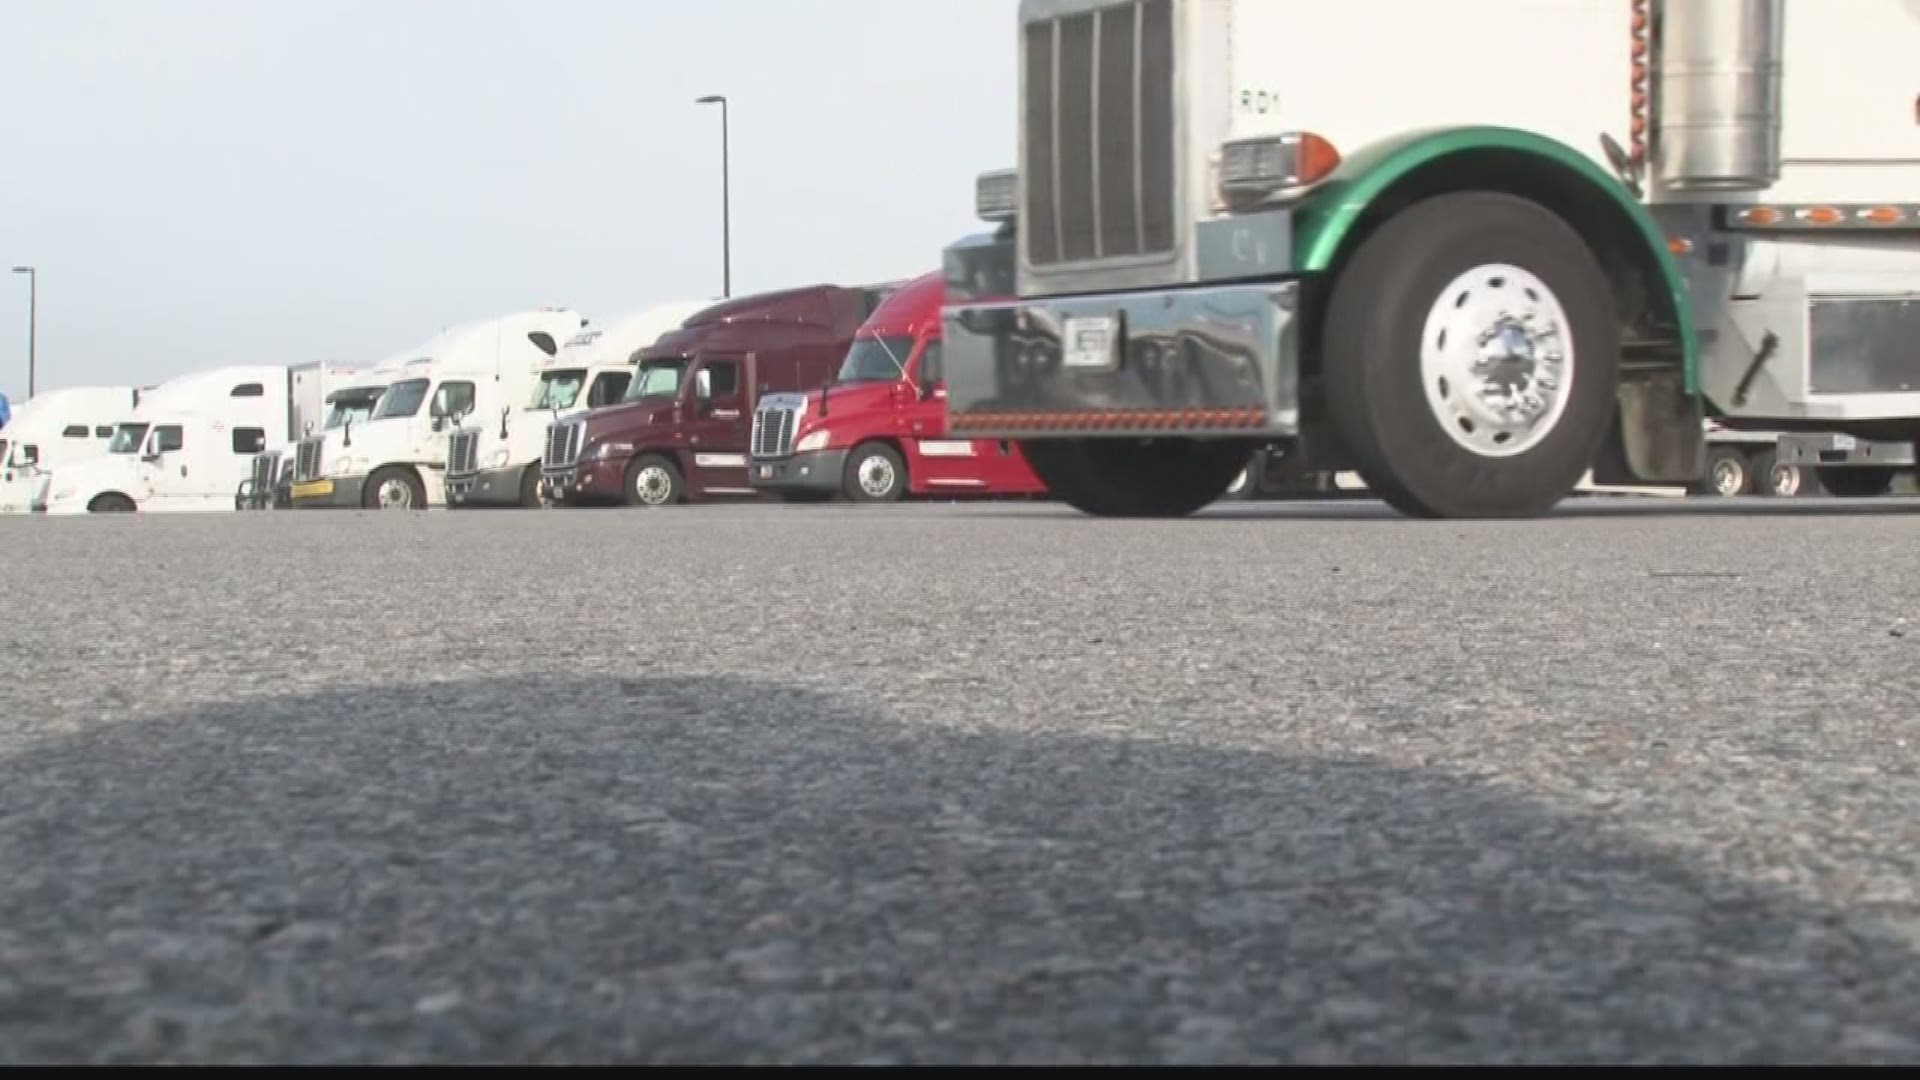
[0,0,1018,400]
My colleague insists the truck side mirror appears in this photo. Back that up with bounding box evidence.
[18,446,37,467]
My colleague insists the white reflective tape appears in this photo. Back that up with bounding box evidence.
[694,453,748,468]
[918,440,977,458]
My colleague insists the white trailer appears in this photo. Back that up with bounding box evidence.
[0,386,140,513]
[33,366,301,514]
[445,300,705,508]
[940,0,1920,518]
[288,308,589,510]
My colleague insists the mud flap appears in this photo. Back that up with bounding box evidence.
[1590,370,1703,486]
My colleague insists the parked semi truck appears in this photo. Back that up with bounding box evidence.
[290,308,587,510]
[0,386,140,513]
[447,301,704,508]
[748,270,1049,502]
[33,366,297,514]
[938,0,1920,519]
[541,283,897,507]
[238,362,387,510]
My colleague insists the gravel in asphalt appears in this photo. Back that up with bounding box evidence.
[1,497,1918,1063]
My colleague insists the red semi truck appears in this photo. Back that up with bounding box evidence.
[541,283,896,506]
[747,270,1048,502]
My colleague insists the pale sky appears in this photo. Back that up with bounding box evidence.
[0,0,1019,400]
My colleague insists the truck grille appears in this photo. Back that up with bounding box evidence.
[294,437,323,481]
[1023,0,1177,267]
[448,429,480,477]
[751,405,798,459]
[249,452,278,494]
[544,422,582,470]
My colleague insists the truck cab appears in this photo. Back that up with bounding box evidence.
[446,301,704,508]
[290,309,587,510]
[241,364,388,510]
[33,366,293,514]
[542,284,895,507]
[0,386,139,513]
[748,270,1048,502]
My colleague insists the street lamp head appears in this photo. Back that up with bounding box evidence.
[695,94,725,105]
[9,267,30,274]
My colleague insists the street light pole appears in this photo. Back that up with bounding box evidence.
[695,95,731,298]
[9,267,33,398]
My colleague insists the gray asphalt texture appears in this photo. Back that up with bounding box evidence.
[2,495,1919,1064]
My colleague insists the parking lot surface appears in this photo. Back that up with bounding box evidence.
[2,497,1918,1064]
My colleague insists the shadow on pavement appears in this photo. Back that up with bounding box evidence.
[1,676,1914,1064]
[969,495,1920,523]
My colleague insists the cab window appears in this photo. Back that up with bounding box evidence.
[155,425,185,453]
[695,360,739,402]
[62,425,89,438]
[432,381,476,419]
[918,340,943,385]
[587,371,630,408]
[232,427,266,454]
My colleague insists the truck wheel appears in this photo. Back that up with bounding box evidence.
[1695,446,1751,497]
[1323,191,1618,518]
[1816,466,1894,498]
[365,466,425,510]
[1749,448,1801,498]
[518,463,543,508]
[625,454,684,507]
[88,493,135,513]
[843,442,906,502]
[1019,438,1250,517]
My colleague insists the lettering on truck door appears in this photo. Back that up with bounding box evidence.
[686,356,750,494]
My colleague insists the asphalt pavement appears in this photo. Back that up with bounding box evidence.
[1,496,1918,1064]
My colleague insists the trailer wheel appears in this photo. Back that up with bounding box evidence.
[1695,446,1751,497]
[843,442,906,502]
[1816,466,1894,498]
[364,466,425,510]
[1019,438,1250,518]
[1323,191,1618,518]
[624,454,684,507]
[1749,448,1801,498]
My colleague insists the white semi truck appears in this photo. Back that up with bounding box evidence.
[939,0,1920,518]
[288,308,588,510]
[445,301,704,508]
[0,386,140,513]
[238,362,389,510]
[33,366,301,514]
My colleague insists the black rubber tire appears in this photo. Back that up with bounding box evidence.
[363,465,426,510]
[88,493,136,513]
[1816,465,1895,498]
[1322,191,1619,519]
[1695,445,1751,497]
[842,442,907,502]
[1747,447,1796,498]
[1018,438,1251,518]
[624,454,685,507]
[518,463,542,508]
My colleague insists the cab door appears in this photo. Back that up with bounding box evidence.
[137,424,185,509]
[682,355,750,495]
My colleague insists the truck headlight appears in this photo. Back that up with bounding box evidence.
[588,441,630,460]
[795,429,831,454]
[488,448,510,467]
[1218,132,1341,208]
[975,168,1017,224]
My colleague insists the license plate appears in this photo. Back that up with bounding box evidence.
[1832,434,1857,451]
[1062,315,1120,369]
[758,465,773,479]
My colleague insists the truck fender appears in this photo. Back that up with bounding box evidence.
[1291,125,1700,483]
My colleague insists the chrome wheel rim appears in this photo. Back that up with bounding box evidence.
[1420,263,1575,458]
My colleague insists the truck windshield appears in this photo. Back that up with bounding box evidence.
[372,378,431,419]
[107,423,149,454]
[529,369,589,410]
[837,335,915,383]
[624,360,687,402]
[324,390,382,430]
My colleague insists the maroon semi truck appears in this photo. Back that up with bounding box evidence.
[541,282,897,506]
